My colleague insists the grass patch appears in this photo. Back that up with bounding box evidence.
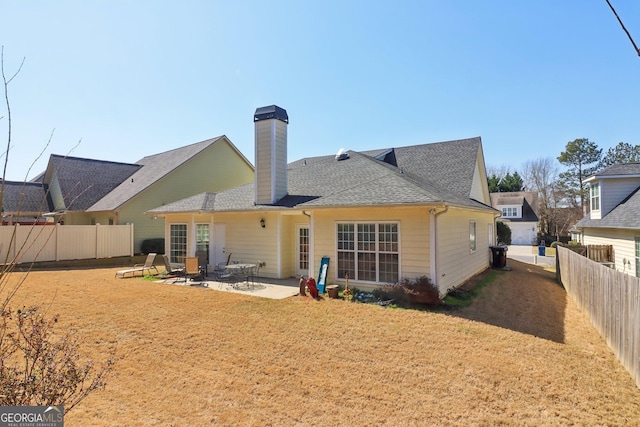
[444,271,497,308]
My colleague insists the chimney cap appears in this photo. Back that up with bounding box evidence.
[254,105,289,123]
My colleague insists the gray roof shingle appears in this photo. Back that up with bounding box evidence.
[47,155,141,211]
[489,191,539,222]
[575,185,640,230]
[591,163,640,178]
[149,137,493,214]
[1,181,50,214]
[88,136,226,211]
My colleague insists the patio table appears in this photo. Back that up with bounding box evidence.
[225,263,257,289]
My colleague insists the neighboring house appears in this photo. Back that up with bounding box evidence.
[1,136,255,253]
[1,181,52,225]
[148,105,499,294]
[573,163,640,277]
[489,191,539,245]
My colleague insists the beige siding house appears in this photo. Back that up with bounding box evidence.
[489,192,539,245]
[4,136,254,254]
[149,105,499,294]
[574,163,640,277]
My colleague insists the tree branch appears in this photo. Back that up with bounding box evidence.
[605,0,640,57]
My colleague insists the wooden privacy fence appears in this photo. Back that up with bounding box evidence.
[0,223,134,264]
[557,246,640,388]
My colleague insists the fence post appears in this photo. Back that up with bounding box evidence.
[556,247,562,285]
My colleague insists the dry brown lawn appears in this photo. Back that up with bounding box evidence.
[3,260,639,426]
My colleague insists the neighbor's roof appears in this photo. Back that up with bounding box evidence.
[489,191,539,222]
[88,136,242,212]
[1,181,50,214]
[149,137,495,214]
[46,155,141,211]
[574,185,640,230]
[584,163,640,183]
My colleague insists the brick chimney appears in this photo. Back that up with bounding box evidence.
[254,105,288,205]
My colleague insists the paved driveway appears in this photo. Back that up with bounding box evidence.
[507,245,555,268]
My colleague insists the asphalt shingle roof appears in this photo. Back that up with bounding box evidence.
[48,155,141,211]
[1,181,50,214]
[149,137,493,214]
[489,191,539,222]
[575,185,640,230]
[592,163,640,178]
[88,136,225,211]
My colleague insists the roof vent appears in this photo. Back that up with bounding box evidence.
[335,148,350,161]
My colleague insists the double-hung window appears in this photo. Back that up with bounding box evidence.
[337,222,399,283]
[590,183,600,211]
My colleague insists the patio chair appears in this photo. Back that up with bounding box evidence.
[247,261,262,290]
[174,257,206,286]
[115,253,159,278]
[213,263,237,288]
[161,255,184,277]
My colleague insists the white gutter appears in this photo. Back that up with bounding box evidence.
[429,205,448,287]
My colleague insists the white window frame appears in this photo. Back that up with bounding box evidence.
[501,206,520,218]
[336,221,400,284]
[170,223,188,264]
[591,183,600,211]
[469,220,477,253]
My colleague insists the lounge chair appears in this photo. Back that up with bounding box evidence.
[115,253,159,278]
[161,255,184,277]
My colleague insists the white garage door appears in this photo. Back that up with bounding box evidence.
[510,224,535,245]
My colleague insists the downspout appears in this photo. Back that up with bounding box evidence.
[429,205,448,289]
[303,210,313,278]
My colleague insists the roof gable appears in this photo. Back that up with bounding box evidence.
[575,185,640,230]
[45,155,141,211]
[88,136,249,211]
[362,137,482,199]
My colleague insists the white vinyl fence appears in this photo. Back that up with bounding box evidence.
[558,246,640,389]
[0,224,134,264]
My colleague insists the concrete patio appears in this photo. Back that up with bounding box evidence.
[159,274,301,300]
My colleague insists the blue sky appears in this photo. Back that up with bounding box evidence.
[1,1,639,181]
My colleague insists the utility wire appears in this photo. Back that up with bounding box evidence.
[605,0,640,57]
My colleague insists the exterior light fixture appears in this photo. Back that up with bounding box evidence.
[260,218,265,228]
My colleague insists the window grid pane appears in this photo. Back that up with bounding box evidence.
[337,222,399,283]
[196,224,209,253]
[170,224,187,264]
[378,223,398,252]
[379,253,399,283]
[357,224,376,251]
[337,224,354,251]
[338,252,355,279]
[299,228,309,270]
[358,252,376,281]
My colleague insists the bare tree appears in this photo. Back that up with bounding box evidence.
[522,157,559,235]
[0,47,114,412]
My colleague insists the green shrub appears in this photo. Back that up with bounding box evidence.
[141,238,165,254]
[497,221,511,245]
